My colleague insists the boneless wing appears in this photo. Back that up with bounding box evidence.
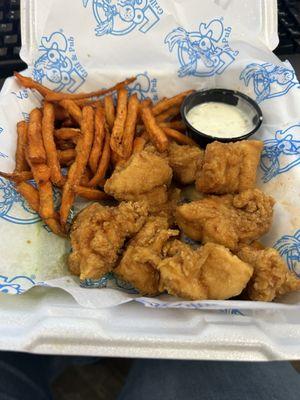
[237,245,300,301]
[68,201,148,280]
[115,216,179,295]
[196,140,263,194]
[104,151,172,211]
[167,141,204,185]
[176,189,275,251]
[157,241,253,300]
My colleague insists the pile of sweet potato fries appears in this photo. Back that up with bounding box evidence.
[0,73,195,236]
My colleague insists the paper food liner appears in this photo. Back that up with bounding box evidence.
[0,0,300,310]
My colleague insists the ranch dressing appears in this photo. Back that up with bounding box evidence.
[186,102,252,138]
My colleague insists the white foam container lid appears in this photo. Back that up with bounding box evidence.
[3,0,299,361]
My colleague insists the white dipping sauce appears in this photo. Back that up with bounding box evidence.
[186,102,252,138]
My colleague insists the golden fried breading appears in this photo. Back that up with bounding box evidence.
[115,217,179,295]
[196,140,263,194]
[153,186,181,224]
[104,151,172,210]
[237,245,300,301]
[167,142,204,185]
[176,189,275,251]
[68,201,148,280]
[157,241,253,300]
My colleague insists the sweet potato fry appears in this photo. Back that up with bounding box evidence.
[16,181,64,236]
[58,149,76,165]
[163,127,197,146]
[104,95,115,130]
[42,102,65,187]
[14,72,53,97]
[54,104,69,121]
[15,121,29,172]
[89,106,105,173]
[87,129,110,187]
[140,98,153,108]
[61,117,75,128]
[155,105,181,123]
[110,89,128,156]
[28,163,51,184]
[141,107,168,152]
[0,170,33,183]
[133,137,146,154]
[151,90,194,116]
[56,140,76,150]
[45,77,136,102]
[16,182,39,212]
[55,128,80,141]
[60,106,94,227]
[80,168,93,186]
[27,108,46,164]
[59,100,82,126]
[159,120,186,131]
[44,217,65,237]
[39,181,55,219]
[122,94,139,159]
[74,186,109,201]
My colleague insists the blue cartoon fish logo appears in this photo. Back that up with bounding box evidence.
[33,31,88,93]
[260,124,300,183]
[240,62,300,103]
[0,275,38,294]
[127,72,158,101]
[274,230,300,277]
[165,19,238,78]
[0,178,40,225]
[82,0,163,36]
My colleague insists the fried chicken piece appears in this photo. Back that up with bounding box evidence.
[157,241,253,300]
[152,186,181,224]
[176,189,275,251]
[168,142,204,185]
[115,217,179,295]
[104,151,172,211]
[68,201,148,280]
[196,140,264,194]
[237,245,300,301]
[145,141,204,185]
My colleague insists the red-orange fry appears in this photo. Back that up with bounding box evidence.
[74,186,109,201]
[16,182,39,212]
[60,106,95,227]
[55,128,80,141]
[122,93,140,159]
[39,181,55,219]
[141,107,169,152]
[110,89,128,156]
[45,77,136,102]
[0,170,33,183]
[42,102,65,187]
[104,95,115,130]
[59,99,82,126]
[162,127,197,146]
[155,105,181,123]
[158,120,186,131]
[133,137,146,154]
[15,121,29,172]
[87,130,111,187]
[14,72,53,97]
[89,106,105,173]
[58,149,76,165]
[27,108,47,164]
[151,90,194,116]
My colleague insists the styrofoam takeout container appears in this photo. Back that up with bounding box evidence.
[2,0,300,360]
